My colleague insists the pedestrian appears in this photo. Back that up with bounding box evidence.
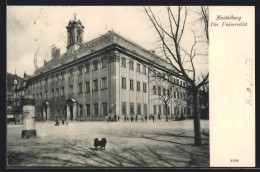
[152,115,155,122]
[114,114,117,122]
[127,116,129,122]
[118,116,120,121]
[108,114,111,122]
[145,115,147,122]
[124,116,126,121]
[141,116,144,122]
[131,116,133,122]
[55,118,60,126]
[135,115,138,122]
[62,119,65,125]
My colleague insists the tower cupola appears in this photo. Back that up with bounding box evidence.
[66,13,85,53]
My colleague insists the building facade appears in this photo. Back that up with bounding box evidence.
[22,16,189,121]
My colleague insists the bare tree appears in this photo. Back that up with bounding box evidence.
[144,6,209,146]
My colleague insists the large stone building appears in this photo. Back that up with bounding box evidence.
[22,16,189,121]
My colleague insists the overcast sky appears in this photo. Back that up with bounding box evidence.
[7,6,208,77]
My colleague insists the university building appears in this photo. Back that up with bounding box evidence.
[22,16,189,121]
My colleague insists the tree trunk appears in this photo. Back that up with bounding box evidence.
[192,87,202,146]
[165,105,168,122]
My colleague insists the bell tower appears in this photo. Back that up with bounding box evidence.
[66,13,85,53]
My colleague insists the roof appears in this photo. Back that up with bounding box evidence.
[32,31,177,78]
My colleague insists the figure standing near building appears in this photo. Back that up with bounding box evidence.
[152,115,155,122]
[145,115,147,122]
[135,115,138,122]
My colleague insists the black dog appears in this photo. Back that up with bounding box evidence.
[94,138,107,151]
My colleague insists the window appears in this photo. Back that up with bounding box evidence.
[173,78,176,83]
[101,58,107,68]
[143,65,146,75]
[184,94,186,100]
[174,92,176,98]
[158,87,161,96]
[78,83,83,94]
[143,83,147,93]
[129,60,134,70]
[102,103,107,116]
[130,80,134,90]
[180,81,183,86]
[130,103,134,116]
[36,93,39,100]
[85,81,90,93]
[78,105,83,117]
[93,104,98,116]
[143,104,147,115]
[86,104,90,116]
[69,85,73,95]
[69,69,74,77]
[183,82,186,87]
[45,78,48,85]
[167,89,170,96]
[61,87,64,97]
[137,63,140,72]
[78,66,83,75]
[122,102,126,115]
[121,57,126,67]
[101,77,107,89]
[137,81,140,91]
[163,88,166,96]
[122,78,126,89]
[137,103,141,115]
[153,85,157,94]
[56,74,59,81]
[153,105,157,114]
[45,92,47,99]
[85,63,90,73]
[158,105,161,115]
[51,89,54,98]
[56,89,59,97]
[177,91,179,99]
[176,79,179,85]
[93,61,98,71]
[93,80,98,91]
[40,92,42,100]
[180,93,183,99]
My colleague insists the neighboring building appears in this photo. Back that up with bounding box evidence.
[8,72,27,123]
[19,16,189,121]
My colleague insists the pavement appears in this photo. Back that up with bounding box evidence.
[7,119,209,167]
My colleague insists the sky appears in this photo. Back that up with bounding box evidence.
[7,6,208,78]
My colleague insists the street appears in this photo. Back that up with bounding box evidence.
[7,119,209,167]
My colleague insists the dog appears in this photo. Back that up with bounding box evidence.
[94,138,107,151]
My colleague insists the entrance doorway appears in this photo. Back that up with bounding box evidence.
[66,98,77,121]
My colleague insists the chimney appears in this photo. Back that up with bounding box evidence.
[51,46,60,59]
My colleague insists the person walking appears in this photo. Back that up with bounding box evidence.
[152,115,155,122]
[145,115,147,122]
[135,115,138,122]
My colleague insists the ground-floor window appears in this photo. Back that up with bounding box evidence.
[86,104,90,116]
[79,105,83,117]
[143,104,147,116]
[153,105,157,115]
[93,104,98,116]
[130,103,134,116]
[122,102,126,116]
[158,105,161,115]
[102,103,107,116]
[137,103,141,115]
